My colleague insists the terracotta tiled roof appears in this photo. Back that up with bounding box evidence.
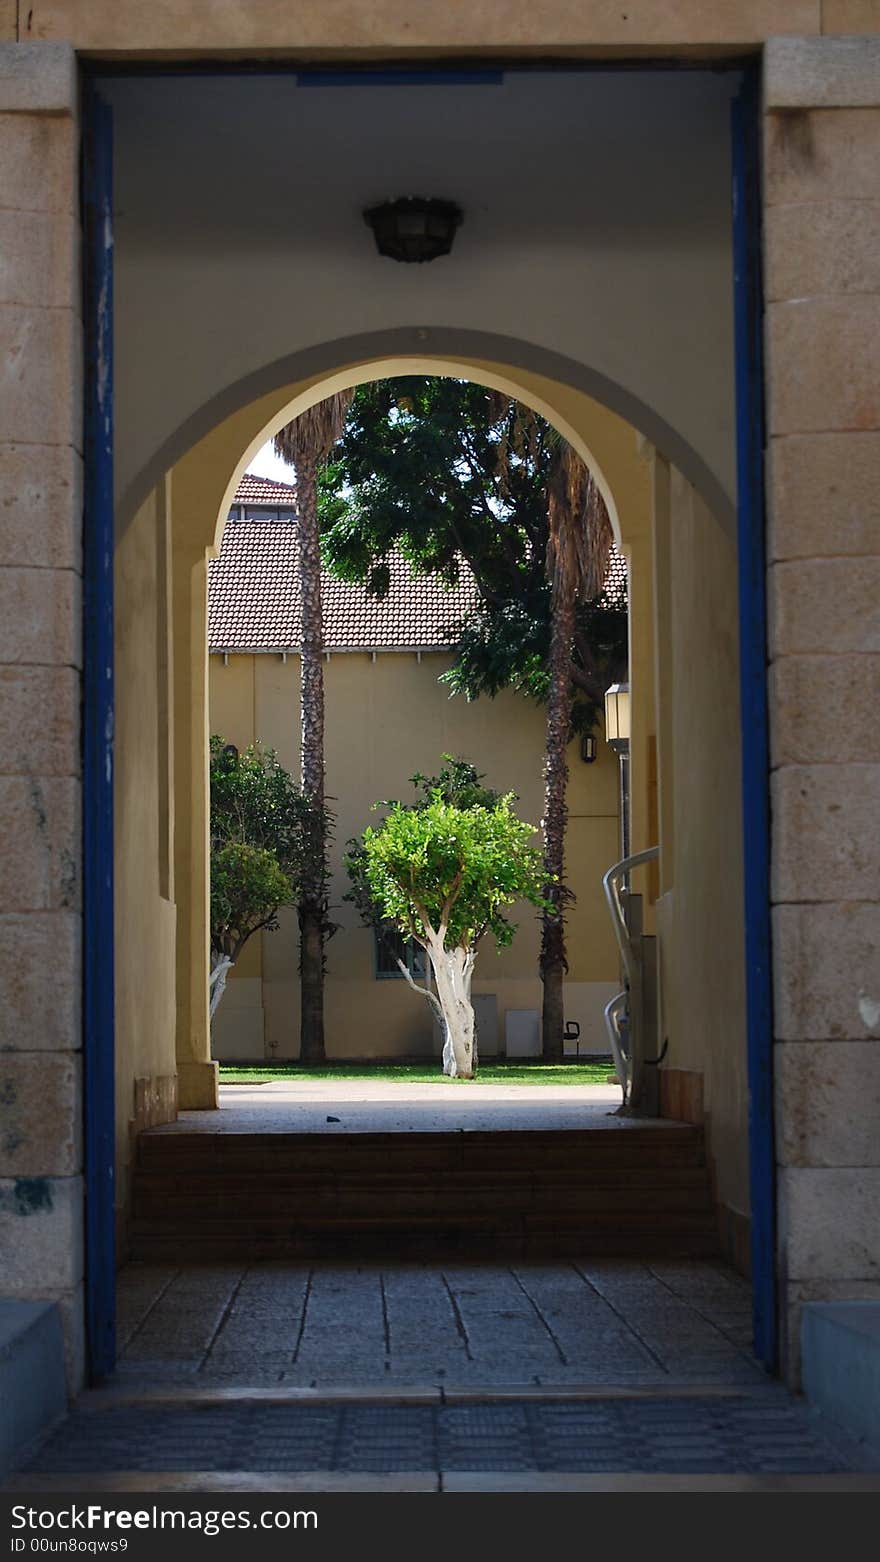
[209,520,479,651]
[209,482,627,652]
[232,473,299,507]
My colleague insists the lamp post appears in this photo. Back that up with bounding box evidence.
[604,681,631,863]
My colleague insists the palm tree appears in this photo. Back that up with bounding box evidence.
[274,390,354,1062]
[541,443,613,1061]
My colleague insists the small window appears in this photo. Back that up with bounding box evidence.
[374,926,428,981]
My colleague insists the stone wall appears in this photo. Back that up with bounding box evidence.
[0,43,84,1390]
[763,36,880,1378]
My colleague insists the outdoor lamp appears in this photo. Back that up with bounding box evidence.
[604,683,630,754]
[580,732,597,764]
[363,197,463,263]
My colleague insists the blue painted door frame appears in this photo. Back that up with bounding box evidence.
[80,62,775,1378]
[82,83,116,1381]
[732,68,777,1373]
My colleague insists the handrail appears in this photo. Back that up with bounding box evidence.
[602,845,659,984]
[602,846,659,1105]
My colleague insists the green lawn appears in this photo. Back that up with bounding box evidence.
[219,1062,617,1086]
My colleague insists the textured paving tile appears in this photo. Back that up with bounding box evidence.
[23,1397,858,1476]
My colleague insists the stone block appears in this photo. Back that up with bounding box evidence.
[0,443,82,570]
[0,666,80,775]
[0,911,81,1052]
[0,1173,83,1290]
[768,559,880,657]
[802,1301,880,1450]
[764,108,880,205]
[764,35,880,109]
[779,1166,880,1279]
[766,432,880,561]
[0,1299,67,1478]
[0,305,82,449]
[766,296,880,436]
[0,208,79,310]
[0,111,76,213]
[769,655,880,766]
[0,776,81,912]
[771,764,880,902]
[822,0,880,32]
[0,568,81,666]
[773,901,880,1040]
[764,199,880,302]
[775,1042,880,1166]
[783,1276,880,1387]
[19,0,821,52]
[0,1053,81,1176]
[0,42,76,114]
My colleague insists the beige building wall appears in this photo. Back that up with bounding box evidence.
[210,649,620,1060]
[653,458,749,1258]
[113,484,177,1247]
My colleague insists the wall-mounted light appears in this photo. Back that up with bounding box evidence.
[363,197,463,263]
[604,682,630,754]
[580,732,597,764]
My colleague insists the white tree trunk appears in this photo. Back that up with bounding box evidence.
[426,935,476,1079]
[209,953,233,1019]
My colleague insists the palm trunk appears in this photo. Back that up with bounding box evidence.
[297,454,327,1063]
[541,584,576,1062]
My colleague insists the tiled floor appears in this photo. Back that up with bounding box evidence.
[151,1079,629,1134]
[113,1258,762,1389]
[23,1394,858,1479]
[14,1260,880,1486]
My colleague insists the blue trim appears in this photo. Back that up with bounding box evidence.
[732,70,777,1373]
[82,86,117,1381]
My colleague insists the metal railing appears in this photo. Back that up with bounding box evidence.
[602,846,659,1107]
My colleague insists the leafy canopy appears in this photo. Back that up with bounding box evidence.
[319,378,627,734]
[345,757,550,955]
[210,737,316,959]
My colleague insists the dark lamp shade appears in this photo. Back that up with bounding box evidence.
[364,197,463,263]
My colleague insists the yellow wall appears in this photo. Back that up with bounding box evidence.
[209,649,621,1059]
[113,485,177,1232]
[653,458,749,1216]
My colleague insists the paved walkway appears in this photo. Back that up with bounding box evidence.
[154,1079,640,1135]
[13,1260,880,1488]
[112,1259,761,1389]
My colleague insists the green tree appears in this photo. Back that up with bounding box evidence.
[274,390,354,1062]
[345,757,549,1079]
[321,379,624,1059]
[209,737,314,1021]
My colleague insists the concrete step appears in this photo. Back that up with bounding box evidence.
[129,1125,717,1265]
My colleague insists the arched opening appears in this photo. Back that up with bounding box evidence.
[112,353,752,1387]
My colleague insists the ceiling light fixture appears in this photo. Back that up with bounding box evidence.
[363,196,463,263]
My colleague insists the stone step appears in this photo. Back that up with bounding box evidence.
[132,1185,713,1220]
[130,1125,717,1265]
[137,1128,706,1172]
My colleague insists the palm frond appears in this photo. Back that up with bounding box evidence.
[274,389,355,472]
